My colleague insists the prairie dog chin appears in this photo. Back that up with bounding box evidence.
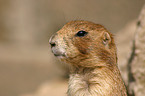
[49,20,127,96]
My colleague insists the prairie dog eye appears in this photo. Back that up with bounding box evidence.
[75,31,88,37]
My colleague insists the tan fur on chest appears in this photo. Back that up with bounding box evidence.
[68,72,110,96]
[68,67,126,96]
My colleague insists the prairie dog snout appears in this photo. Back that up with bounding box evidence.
[49,34,66,57]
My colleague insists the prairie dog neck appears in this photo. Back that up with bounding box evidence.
[68,65,126,96]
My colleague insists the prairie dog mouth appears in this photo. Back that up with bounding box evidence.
[53,51,66,57]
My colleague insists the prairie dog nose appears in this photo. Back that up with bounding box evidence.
[49,34,57,48]
[50,42,56,48]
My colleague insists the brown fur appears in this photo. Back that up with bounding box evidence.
[49,20,127,96]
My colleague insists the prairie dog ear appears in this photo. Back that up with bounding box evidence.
[102,32,111,45]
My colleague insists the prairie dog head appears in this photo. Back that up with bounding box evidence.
[49,21,117,68]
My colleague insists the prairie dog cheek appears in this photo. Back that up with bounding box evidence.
[65,43,80,58]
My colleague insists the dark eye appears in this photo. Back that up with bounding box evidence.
[75,31,88,37]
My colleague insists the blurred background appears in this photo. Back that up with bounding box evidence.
[0,0,145,96]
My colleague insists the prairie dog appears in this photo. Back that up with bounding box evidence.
[49,21,127,96]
